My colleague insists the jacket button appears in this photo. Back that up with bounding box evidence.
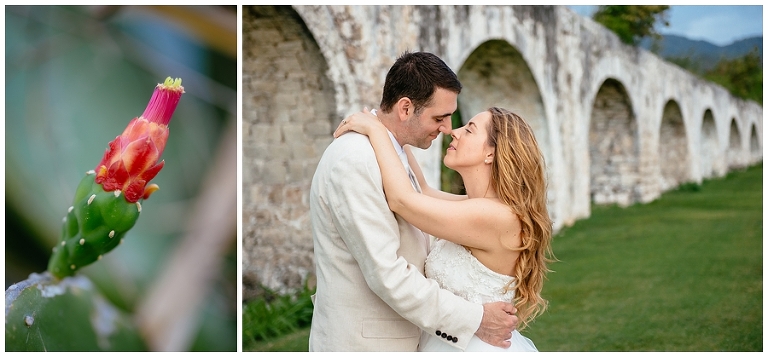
[441,332,447,339]
[452,337,458,343]
[435,330,441,336]
[446,335,453,341]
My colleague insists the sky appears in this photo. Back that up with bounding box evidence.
[567,5,763,46]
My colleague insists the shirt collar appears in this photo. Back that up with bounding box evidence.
[373,109,405,157]
[387,130,405,157]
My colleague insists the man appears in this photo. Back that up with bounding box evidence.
[309,51,518,351]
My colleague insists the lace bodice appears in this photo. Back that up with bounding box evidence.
[425,239,516,304]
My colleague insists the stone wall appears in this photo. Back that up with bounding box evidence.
[699,110,720,178]
[588,79,639,206]
[242,5,335,297]
[659,101,690,191]
[243,5,763,297]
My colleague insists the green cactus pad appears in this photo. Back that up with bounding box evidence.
[48,173,141,279]
[5,272,146,351]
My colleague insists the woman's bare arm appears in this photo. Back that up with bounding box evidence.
[336,110,510,252]
[404,145,467,201]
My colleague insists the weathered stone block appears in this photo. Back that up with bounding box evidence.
[305,120,332,137]
[260,161,287,185]
[281,123,306,143]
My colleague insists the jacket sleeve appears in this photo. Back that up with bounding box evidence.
[325,136,483,350]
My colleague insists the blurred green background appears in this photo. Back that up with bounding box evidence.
[5,5,237,351]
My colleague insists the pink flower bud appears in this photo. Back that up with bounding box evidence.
[95,77,184,203]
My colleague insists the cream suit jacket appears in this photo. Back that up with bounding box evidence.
[308,132,483,351]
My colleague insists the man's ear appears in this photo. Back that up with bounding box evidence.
[396,97,412,122]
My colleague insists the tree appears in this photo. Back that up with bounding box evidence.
[664,47,763,105]
[705,47,763,104]
[666,53,704,75]
[593,5,670,46]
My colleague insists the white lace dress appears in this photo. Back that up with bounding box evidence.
[418,239,538,352]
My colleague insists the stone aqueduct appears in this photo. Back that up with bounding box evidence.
[242,5,763,297]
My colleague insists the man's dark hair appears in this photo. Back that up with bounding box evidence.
[379,51,462,114]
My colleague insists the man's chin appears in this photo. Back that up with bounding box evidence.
[416,135,442,149]
[415,141,432,150]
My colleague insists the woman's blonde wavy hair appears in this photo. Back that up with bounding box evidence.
[486,107,554,331]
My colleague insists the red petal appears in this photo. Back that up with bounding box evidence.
[138,160,164,184]
[95,137,120,171]
[121,137,159,177]
[147,123,169,155]
[121,118,148,141]
[124,179,146,203]
[101,161,130,191]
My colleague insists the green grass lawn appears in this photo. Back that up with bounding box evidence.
[245,163,762,352]
[524,163,763,351]
[245,329,310,352]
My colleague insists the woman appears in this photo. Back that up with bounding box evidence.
[334,106,553,352]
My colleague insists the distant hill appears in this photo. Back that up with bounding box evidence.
[639,34,763,71]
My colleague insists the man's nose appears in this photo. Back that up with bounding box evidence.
[439,125,452,135]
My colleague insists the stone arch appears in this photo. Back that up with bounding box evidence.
[727,118,743,169]
[658,100,690,190]
[454,39,552,203]
[585,56,641,116]
[588,78,639,206]
[699,109,718,179]
[242,5,336,297]
[750,123,761,163]
[456,40,549,160]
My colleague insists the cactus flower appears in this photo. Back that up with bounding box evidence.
[48,77,184,279]
[94,77,184,203]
